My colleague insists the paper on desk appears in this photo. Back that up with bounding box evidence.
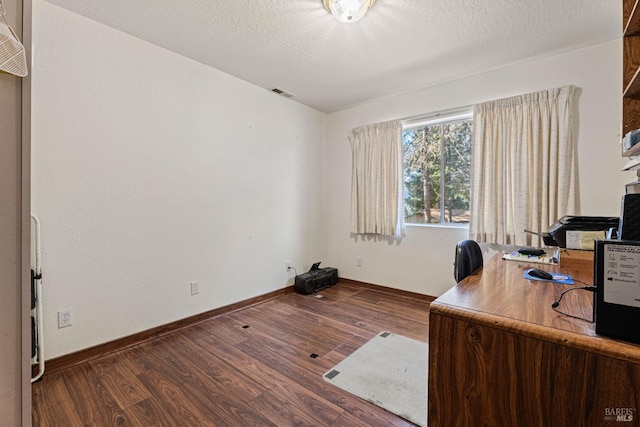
[502,252,557,264]
[565,230,605,250]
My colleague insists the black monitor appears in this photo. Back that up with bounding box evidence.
[619,193,640,241]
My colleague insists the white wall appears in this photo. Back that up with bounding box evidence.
[32,0,630,358]
[326,40,630,297]
[32,1,327,359]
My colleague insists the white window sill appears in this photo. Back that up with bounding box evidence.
[405,222,469,230]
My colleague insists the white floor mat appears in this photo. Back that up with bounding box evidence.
[323,331,428,426]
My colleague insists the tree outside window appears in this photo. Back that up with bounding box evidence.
[403,116,472,225]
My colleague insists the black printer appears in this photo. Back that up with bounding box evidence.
[546,216,619,248]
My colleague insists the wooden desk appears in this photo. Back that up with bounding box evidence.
[428,255,640,426]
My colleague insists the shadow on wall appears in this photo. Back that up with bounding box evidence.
[350,233,404,246]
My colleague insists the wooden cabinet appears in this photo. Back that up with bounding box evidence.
[623,0,640,156]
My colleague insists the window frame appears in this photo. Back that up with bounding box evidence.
[402,110,473,228]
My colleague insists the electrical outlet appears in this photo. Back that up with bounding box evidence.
[58,309,72,328]
[190,281,199,295]
[285,261,293,272]
[356,256,363,267]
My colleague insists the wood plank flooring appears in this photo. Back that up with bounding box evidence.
[32,281,431,426]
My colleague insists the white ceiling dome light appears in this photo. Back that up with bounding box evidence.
[323,0,377,23]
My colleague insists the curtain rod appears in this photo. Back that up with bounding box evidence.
[400,104,474,127]
[351,104,474,133]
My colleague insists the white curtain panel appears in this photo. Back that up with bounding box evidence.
[470,85,576,246]
[349,119,404,236]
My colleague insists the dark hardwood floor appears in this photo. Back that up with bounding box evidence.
[32,281,431,426]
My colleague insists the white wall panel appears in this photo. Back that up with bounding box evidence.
[32,0,327,358]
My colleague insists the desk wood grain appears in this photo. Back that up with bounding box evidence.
[432,255,640,363]
[435,255,595,332]
[429,255,640,426]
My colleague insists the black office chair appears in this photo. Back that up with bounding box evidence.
[454,240,483,283]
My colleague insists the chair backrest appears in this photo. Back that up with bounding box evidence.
[454,240,483,283]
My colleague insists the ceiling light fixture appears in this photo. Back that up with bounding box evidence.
[323,0,377,24]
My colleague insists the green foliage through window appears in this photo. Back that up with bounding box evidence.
[403,116,472,224]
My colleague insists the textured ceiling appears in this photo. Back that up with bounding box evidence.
[44,0,621,113]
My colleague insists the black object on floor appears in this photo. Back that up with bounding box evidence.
[294,262,338,295]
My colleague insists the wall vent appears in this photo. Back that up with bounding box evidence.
[269,87,295,98]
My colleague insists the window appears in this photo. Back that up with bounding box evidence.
[403,113,472,225]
